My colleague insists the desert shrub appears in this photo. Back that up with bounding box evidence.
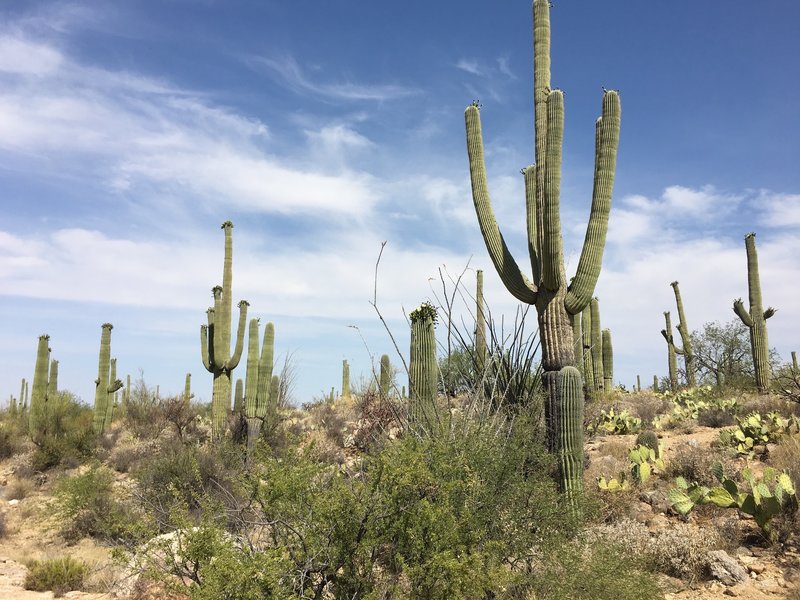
[352,390,403,452]
[161,395,202,442]
[55,464,147,544]
[526,539,660,600]
[632,393,672,427]
[698,406,736,427]
[133,440,244,530]
[0,422,23,459]
[5,478,33,500]
[24,556,87,597]
[649,524,723,581]
[665,444,730,488]
[0,511,7,538]
[124,376,167,440]
[29,393,96,471]
[771,434,800,489]
[308,400,349,447]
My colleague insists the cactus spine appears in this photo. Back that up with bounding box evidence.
[475,269,487,376]
[92,324,122,433]
[733,233,775,393]
[244,319,275,453]
[602,328,613,390]
[200,221,249,439]
[670,281,696,387]
[341,360,350,399]
[409,303,438,429]
[660,312,680,392]
[29,335,50,436]
[465,1,621,503]
[379,354,391,398]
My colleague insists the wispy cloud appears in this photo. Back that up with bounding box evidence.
[251,55,418,102]
[455,59,482,76]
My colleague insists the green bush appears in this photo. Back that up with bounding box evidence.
[55,463,148,544]
[29,392,96,471]
[24,556,87,597]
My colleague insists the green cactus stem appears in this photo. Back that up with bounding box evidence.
[329,387,335,402]
[602,328,613,390]
[475,269,487,376]
[465,0,620,504]
[590,298,604,392]
[28,335,50,436]
[571,310,583,379]
[379,354,391,398]
[234,378,244,414]
[792,351,798,376]
[93,324,122,433]
[409,302,438,430]
[660,312,681,392]
[102,358,119,430]
[269,375,280,415]
[200,222,249,440]
[670,281,696,387]
[653,375,659,392]
[47,359,58,401]
[20,378,27,413]
[636,375,641,392]
[184,373,193,405]
[581,303,594,392]
[244,319,275,454]
[342,359,351,400]
[733,233,776,393]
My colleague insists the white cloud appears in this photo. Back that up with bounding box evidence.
[455,59,482,76]
[758,191,800,227]
[252,55,418,102]
[0,35,63,75]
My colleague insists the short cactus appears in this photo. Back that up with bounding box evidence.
[602,328,613,391]
[379,354,391,398]
[342,360,350,399]
[409,302,438,429]
[635,430,660,458]
[200,222,249,439]
[244,319,275,454]
[733,233,775,393]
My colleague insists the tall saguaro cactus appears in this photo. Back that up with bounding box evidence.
[184,373,193,405]
[602,329,613,390]
[200,221,249,439]
[409,303,438,429]
[733,233,775,393]
[581,304,594,391]
[29,335,51,436]
[243,318,275,453]
[660,312,681,392]
[464,0,620,501]
[670,281,696,387]
[93,324,123,433]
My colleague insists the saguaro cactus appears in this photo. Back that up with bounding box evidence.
[29,335,51,436]
[653,375,659,392]
[590,298,605,393]
[47,360,59,401]
[733,232,775,393]
[409,303,438,429]
[464,0,620,500]
[660,312,681,392]
[670,281,696,387]
[184,373,193,405]
[475,269,487,376]
[244,319,275,453]
[19,378,27,413]
[379,354,391,398]
[93,324,122,433]
[341,360,351,399]
[200,221,249,439]
[602,329,613,391]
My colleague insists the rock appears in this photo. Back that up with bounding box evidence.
[735,546,753,557]
[748,562,767,575]
[707,550,748,586]
[723,586,740,596]
[755,578,783,594]
[7,499,18,506]
[647,513,670,532]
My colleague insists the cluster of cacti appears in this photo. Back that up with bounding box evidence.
[669,463,797,538]
[733,233,775,393]
[29,334,57,437]
[464,0,620,502]
[589,407,641,435]
[408,302,438,429]
[597,441,665,491]
[719,411,799,457]
[200,221,249,440]
[93,324,123,434]
[244,319,275,454]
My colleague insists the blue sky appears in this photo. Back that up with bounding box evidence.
[1,1,799,406]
